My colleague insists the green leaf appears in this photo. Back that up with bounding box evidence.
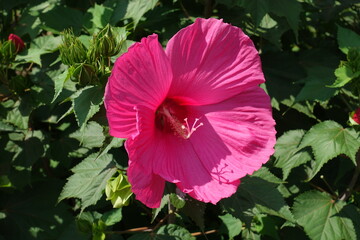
[84,3,113,33]
[39,5,84,34]
[219,213,242,239]
[269,0,301,38]
[329,65,360,88]
[12,136,45,167]
[96,137,124,161]
[52,68,72,103]
[293,191,356,240]
[152,194,170,223]
[58,153,117,211]
[72,85,104,128]
[337,25,360,54]
[221,177,294,225]
[105,0,158,26]
[70,121,105,148]
[0,180,73,240]
[252,167,285,184]
[299,121,360,179]
[169,193,185,209]
[156,224,195,240]
[101,208,122,226]
[16,35,62,66]
[296,66,337,102]
[274,130,313,180]
[238,0,270,26]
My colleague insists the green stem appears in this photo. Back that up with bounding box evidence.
[340,150,360,201]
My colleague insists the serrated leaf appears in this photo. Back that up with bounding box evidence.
[72,85,104,128]
[52,68,72,103]
[296,66,336,102]
[156,224,195,240]
[58,153,117,210]
[16,35,61,66]
[329,65,360,88]
[101,208,122,226]
[269,0,301,38]
[84,3,113,33]
[152,194,170,223]
[252,167,285,184]
[96,137,124,160]
[337,25,360,54]
[274,130,313,180]
[219,213,242,239]
[221,177,294,225]
[299,121,360,180]
[39,5,84,34]
[70,121,105,148]
[293,191,356,240]
[105,0,158,26]
[238,0,269,26]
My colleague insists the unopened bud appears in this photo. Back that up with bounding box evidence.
[349,108,360,126]
[88,24,125,61]
[105,171,133,208]
[8,34,25,53]
[59,30,87,66]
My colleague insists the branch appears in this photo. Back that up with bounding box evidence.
[340,150,360,201]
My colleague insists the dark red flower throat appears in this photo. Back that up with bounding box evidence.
[155,99,203,139]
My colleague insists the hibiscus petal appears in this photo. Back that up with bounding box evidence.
[189,87,276,183]
[165,18,264,105]
[127,105,237,205]
[105,34,172,138]
[125,106,168,208]
[127,160,165,208]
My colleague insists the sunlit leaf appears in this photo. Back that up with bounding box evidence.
[72,85,104,128]
[219,213,242,239]
[299,121,360,179]
[293,191,356,240]
[70,121,105,148]
[58,153,117,210]
[274,130,312,180]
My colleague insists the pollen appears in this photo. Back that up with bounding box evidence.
[155,99,203,139]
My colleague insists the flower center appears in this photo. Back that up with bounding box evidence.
[155,99,203,139]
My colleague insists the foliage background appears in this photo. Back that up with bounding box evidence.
[1,0,360,239]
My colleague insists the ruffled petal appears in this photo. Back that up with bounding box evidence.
[127,105,239,205]
[165,18,264,105]
[125,106,167,208]
[127,160,165,208]
[105,34,172,138]
[188,86,276,183]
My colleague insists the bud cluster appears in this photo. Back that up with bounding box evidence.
[59,25,126,86]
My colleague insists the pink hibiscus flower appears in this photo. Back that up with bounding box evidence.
[8,34,25,52]
[105,18,276,208]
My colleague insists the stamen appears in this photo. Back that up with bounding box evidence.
[182,118,204,139]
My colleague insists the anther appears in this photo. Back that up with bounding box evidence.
[182,118,204,139]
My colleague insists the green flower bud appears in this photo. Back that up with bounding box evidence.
[0,40,17,62]
[105,171,133,208]
[59,29,87,66]
[71,63,98,85]
[87,24,125,62]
